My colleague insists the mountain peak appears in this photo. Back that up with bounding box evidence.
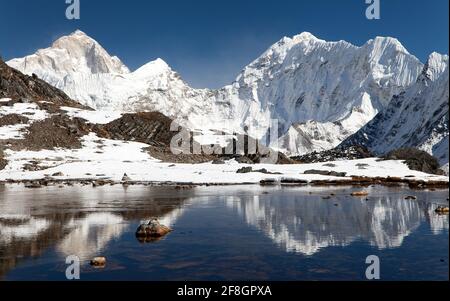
[72,29,88,36]
[52,29,97,48]
[8,30,130,75]
[366,36,410,55]
[292,32,319,42]
[133,58,171,78]
[423,52,449,81]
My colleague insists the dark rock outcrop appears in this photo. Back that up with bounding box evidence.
[304,170,347,177]
[99,112,175,146]
[384,148,444,175]
[0,149,6,170]
[292,145,372,163]
[0,114,29,126]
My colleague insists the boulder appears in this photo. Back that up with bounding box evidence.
[260,179,278,186]
[136,218,172,239]
[90,257,106,267]
[212,159,225,165]
[435,206,449,214]
[304,170,347,177]
[236,167,253,174]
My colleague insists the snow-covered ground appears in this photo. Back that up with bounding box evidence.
[0,133,447,184]
[0,102,50,139]
[60,106,122,124]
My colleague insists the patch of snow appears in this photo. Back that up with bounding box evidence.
[0,124,30,139]
[0,103,49,121]
[61,106,122,124]
[0,136,447,185]
[0,103,50,140]
[1,133,157,176]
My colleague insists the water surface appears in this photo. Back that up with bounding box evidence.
[0,184,448,281]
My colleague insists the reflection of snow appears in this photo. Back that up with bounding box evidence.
[156,207,185,228]
[369,199,421,249]
[428,204,450,235]
[57,213,127,261]
[0,215,50,244]
[226,194,446,256]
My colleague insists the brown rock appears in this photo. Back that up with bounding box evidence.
[351,191,369,197]
[136,219,172,239]
[90,257,106,267]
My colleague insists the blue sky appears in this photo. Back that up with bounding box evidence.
[0,0,448,88]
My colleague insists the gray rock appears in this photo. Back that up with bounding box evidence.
[236,167,253,174]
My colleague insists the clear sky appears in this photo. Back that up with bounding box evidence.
[1,0,448,88]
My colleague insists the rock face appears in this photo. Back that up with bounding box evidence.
[8,31,425,155]
[99,112,175,147]
[291,145,372,163]
[341,53,449,167]
[0,114,29,126]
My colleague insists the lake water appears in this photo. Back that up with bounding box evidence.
[0,184,448,281]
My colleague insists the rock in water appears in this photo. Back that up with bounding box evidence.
[351,191,369,197]
[435,206,449,214]
[90,257,106,267]
[136,218,172,239]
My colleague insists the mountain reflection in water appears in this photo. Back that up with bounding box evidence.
[0,185,448,280]
[0,185,191,278]
[225,192,448,255]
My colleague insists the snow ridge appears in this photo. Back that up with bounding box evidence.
[7,31,438,156]
[341,53,449,166]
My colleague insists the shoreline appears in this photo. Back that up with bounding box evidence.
[1,176,448,189]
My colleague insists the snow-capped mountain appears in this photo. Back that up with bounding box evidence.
[341,53,449,167]
[7,31,427,154]
[217,33,423,154]
[7,31,214,123]
[8,30,129,79]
